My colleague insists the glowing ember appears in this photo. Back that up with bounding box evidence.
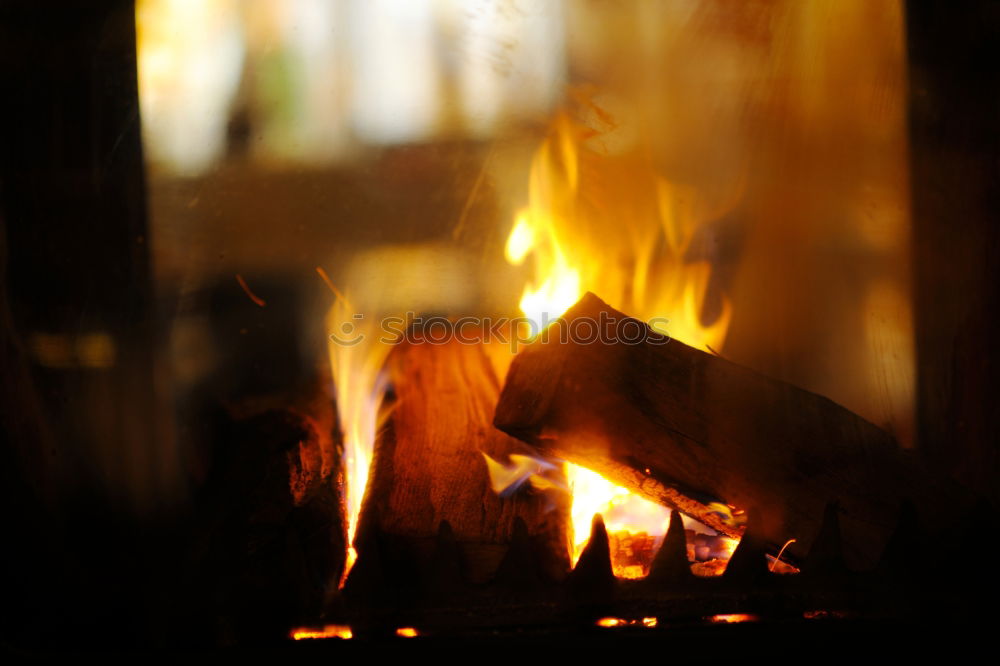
[803,610,849,620]
[503,105,737,579]
[396,627,419,638]
[595,617,659,628]
[691,559,728,578]
[290,625,353,640]
[685,532,741,577]
[707,614,759,624]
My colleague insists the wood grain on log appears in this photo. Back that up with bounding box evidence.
[494,292,971,570]
[358,336,570,582]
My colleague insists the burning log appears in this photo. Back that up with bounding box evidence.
[355,336,570,585]
[494,292,972,570]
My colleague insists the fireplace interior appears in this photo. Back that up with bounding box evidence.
[1,0,998,655]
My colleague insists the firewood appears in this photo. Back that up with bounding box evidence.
[494,292,972,570]
[358,336,570,583]
[190,405,346,642]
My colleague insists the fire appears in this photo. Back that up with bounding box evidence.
[504,106,736,576]
[504,110,732,346]
[506,210,581,334]
[504,214,535,265]
[323,283,392,583]
[566,464,670,574]
[483,452,563,495]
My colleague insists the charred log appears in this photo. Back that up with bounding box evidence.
[187,403,346,643]
[494,292,973,570]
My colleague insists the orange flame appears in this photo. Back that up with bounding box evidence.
[506,111,733,345]
[566,464,670,572]
[504,107,736,575]
[324,289,392,583]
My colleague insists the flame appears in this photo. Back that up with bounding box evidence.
[504,214,535,265]
[511,207,581,335]
[565,464,670,572]
[483,453,564,495]
[504,107,737,575]
[324,287,393,584]
[505,111,733,345]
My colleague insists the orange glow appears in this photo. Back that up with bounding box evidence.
[803,610,849,620]
[504,107,735,577]
[396,627,419,638]
[767,559,800,575]
[290,625,353,640]
[596,617,658,628]
[719,536,740,560]
[707,614,758,624]
[235,273,266,307]
[769,539,798,573]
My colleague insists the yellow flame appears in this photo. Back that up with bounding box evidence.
[506,112,733,346]
[325,291,393,584]
[565,464,671,569]
[505,108,736,575]
[504,214,535,266]
[483,453,562,495]
[512,207,581,333]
